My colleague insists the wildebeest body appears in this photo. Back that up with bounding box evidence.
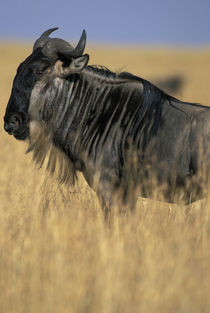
[4,29,210,208]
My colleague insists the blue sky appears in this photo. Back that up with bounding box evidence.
[1,0,210,45]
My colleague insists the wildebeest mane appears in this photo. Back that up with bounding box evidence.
[81,66,175,164]
[27,64,183,186]
[87,65,117,79]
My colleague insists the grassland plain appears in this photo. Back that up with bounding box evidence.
[0,43,210,313]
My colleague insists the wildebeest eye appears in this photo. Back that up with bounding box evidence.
[35,64,49,76]
[36,69,44,75]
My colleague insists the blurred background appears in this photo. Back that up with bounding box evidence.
[1,0,210,45]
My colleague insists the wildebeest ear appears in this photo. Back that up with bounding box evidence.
[61,54,89,77]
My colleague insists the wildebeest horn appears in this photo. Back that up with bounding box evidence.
[68,30,86,58]
[33,27,59,52]
[41,29,87,60]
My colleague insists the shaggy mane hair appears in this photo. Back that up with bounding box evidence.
[27,64,185,186]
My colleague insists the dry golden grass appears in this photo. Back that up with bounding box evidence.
[0,43,210,313]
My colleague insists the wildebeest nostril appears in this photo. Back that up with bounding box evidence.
[4,114,22,134]
[4,122,11,133]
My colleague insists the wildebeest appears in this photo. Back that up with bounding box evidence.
[4,28,210,210]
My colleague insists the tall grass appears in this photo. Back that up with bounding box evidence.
[0,44,209,313]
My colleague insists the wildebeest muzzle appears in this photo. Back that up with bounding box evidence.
[4,112,29,140]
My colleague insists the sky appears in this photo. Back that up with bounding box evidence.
[1,0,210,45]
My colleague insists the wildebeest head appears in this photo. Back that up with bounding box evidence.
[4,28,89,140]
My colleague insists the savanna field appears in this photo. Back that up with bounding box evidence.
[0,43,210,313]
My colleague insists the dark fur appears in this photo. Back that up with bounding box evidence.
[4,40,210,209]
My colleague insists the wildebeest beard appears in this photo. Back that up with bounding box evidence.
[26,120,78,186]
